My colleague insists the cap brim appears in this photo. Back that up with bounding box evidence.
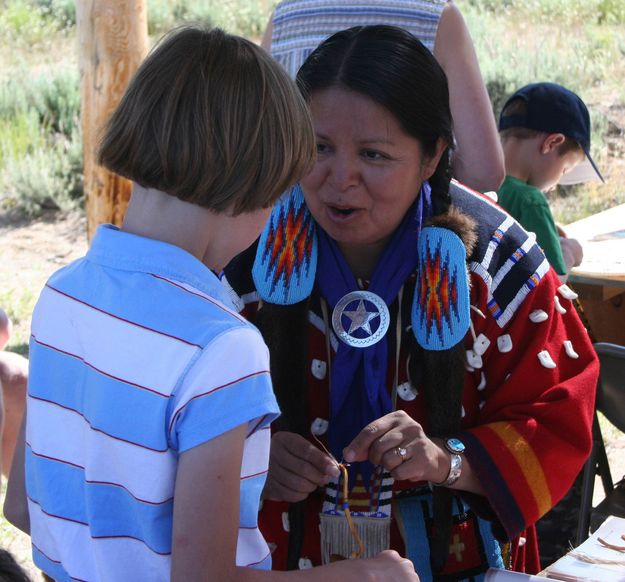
[559,153,604,185]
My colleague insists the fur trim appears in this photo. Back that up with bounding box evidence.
[427,204,478,257]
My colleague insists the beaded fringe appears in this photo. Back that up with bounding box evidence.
[320,513,391,563]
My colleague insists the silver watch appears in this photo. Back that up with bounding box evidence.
[437,437,465,487]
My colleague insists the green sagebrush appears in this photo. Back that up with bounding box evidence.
[0,69,82,216]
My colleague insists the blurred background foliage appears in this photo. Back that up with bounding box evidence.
[0,0,623,220]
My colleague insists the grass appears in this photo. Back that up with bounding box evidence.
[0,67,83,217]
[0,479,39,578]
[599,413,625,446]
[147,0,270,38]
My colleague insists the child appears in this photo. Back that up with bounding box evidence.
[4,26,417,582]
[0,307,28,478]
[497,82,603,282]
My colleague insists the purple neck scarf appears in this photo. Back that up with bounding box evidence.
[315,182,432,487]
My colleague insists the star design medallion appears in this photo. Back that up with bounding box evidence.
[331,290,390,348]
[343,299,380,335]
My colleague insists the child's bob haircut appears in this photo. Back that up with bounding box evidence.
[99,26,315,215]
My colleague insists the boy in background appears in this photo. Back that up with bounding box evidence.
[497,82,604,282]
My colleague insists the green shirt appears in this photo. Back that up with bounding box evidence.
[497,175,567,275]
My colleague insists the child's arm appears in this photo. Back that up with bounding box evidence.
[3,414,30,534]
[171,423,418,582]
[170,422,248,580]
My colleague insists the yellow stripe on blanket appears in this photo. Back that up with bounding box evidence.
[489,422,552,517]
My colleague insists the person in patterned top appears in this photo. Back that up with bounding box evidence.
[225,25,598,581]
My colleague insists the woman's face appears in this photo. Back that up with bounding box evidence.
[301,87,443,258]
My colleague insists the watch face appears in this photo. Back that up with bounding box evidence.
[446,438,466,454]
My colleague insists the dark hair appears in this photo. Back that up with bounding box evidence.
[99,26,315,215]
[293,27,462,572]
[296,25,454,213]
[0,549,31,582]
[499,97,583,156]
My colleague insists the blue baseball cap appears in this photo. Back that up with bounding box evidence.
[499,82,604,185]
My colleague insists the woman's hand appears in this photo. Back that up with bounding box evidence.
[343,411,449,484]
[262,431,340,503]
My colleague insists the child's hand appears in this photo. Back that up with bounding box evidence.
[556,224,568,238]
[262,431,340,503]
[560,237,584,269]
[327,550,419,581]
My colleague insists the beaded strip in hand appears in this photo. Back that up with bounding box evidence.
[312,434,365,559]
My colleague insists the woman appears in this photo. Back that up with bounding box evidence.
[225,25,597,581]
[261,0,505,194]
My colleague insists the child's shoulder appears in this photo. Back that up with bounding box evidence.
[497,176,550,216]
[132,271,258,349]
[42,250,257,351]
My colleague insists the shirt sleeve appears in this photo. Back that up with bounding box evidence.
[167,325,280,453]
[461,269,598,541]
[517,200,568,276]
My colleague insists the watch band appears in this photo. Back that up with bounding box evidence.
[439,452,463,487]
[432,437,465,488]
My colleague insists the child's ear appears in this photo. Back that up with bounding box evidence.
[540,133,566,154]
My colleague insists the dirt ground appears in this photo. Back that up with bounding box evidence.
[1,210,88,290]
[0,212,624,579]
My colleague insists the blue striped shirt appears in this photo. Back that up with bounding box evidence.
[26,224,279,581]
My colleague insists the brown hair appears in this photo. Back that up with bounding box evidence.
[499,97,582,156]
[98,26,315,214]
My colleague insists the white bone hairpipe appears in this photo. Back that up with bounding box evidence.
[497,334,513,353]
[538,350,557,369]
[564,340,579,359]
[397,382,418,401]
[529,309,549,323]
[558,284,578,301]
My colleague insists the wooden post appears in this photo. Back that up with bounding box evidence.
[76,0,148,239]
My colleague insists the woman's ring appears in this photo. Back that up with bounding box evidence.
[395,446,407,462]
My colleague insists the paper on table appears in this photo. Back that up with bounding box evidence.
[545,515,625,581]
[565,204,625,279]
[484,567,548,580]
